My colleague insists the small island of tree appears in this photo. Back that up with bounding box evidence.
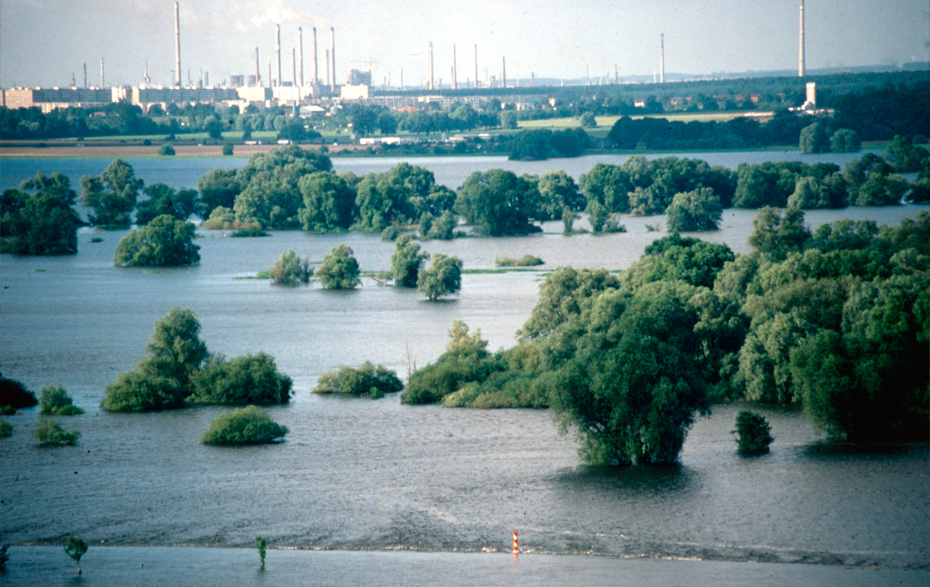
[39,384,83,415]
[314,362,404,398]
[391,236,428,287]
[114,214,200,267]
[268,249,313,285]
[665,188,723,232]
[732,410,774,455]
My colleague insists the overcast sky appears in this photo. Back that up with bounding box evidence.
[1,0,928,89]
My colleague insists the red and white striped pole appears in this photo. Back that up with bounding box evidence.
[512,530,518,555]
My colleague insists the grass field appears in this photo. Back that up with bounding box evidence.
[517,110,774,133]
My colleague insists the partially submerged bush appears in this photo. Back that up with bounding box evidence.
[34,419,80,446]
[201,405,288,445]
[0,420,13,437]
[39,384,84,415]
[495,255,544,267]
[314,362,403,398]
[732,410,774,455]
[268,249,313,285]
[191,353,293,405]
[0,373,38,409]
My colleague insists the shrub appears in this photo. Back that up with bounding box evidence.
[314,362,404,397]
[201,405,288,445]
[158,144,176,156]
[495,255,544,267]
[381,226,399,242]
[0,420,12,437]
[391,236,428,287]
[39,384,84,415]
[34,419,80,446]
[268,250,313,285]
[222,143,234,156]
[732,410,774,455]
[0,374,38,409]
[190,353,293,404]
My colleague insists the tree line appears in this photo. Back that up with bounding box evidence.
[3,143,928,257]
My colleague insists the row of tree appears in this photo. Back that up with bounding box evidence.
[400,209,929,466]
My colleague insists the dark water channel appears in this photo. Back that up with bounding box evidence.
[0,154,928,573]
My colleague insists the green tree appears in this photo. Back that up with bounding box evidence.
[190,353,293,404]
[222,143,234,156]
[135,183,198,225]
[508,129,552,161]
[79,159,144,226]
[579,163,632,214]
[197,168,242,219]
[391,236,429,287]
[114,215,200,267]
[417,253,463,300]
[799,122,830,153]
[535,171,585,221]
[500,111,518,129]
[0,188,80,255]
[884,134,930,172]
[268,250,312,285]
[297,171,356,232]
[787,175,848,209]
[455,169,541,236]
[829,128,861,153]
[732,410,774,455]
[255,536,267,570]
[158,144,176,156]
[1,373,38,409]
[747,206,810,260]
[201,405,288,445]
[665,188,722,232]
[315,244,361,289]
[64,537,88,575]
[102,307,208,412]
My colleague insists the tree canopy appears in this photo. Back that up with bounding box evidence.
[316,244,361,289]
[114,214,200,267]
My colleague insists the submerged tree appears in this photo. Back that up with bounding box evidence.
[315,244,361,289]
[64,536,88,574]
[417,253,462,300]
[732,410,774,455]
[114,214,200,267]
[390,236,429,287]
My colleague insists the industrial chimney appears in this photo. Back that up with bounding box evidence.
[330,27,336,92]
[452,44,457,90]
[313,27,319,85]
[660,33,665,84]
[255,47,260,87]
[174,2,181,86]
[501,56,506,89]
[298,27,304,87]
[275,24,282,87]
[429,42,435,90]
[474,44,478,89]
[798,0,805,77]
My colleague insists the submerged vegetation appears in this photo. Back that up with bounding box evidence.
[314,362,404,398]
[201,405,288,445]
[101,307,292,412]
[34,419,80,446]
[399,210,929,465]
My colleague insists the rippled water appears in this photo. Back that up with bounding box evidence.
[0,155,928,570]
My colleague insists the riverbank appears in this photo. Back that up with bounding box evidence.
[3,546,927,587]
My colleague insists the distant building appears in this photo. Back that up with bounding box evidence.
[347,69,372,87]
[229,75,245,88]
[1,87,112,112]
[340,84,369,100]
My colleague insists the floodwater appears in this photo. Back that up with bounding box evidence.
[1,153,928,584]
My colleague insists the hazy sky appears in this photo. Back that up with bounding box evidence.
[1,0,928,89]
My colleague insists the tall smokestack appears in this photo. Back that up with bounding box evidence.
[100,57,104,87]
[474,44,478,89]
[292,48,297,88]
[325,49,330,89]
[501,56,506,89]
[298,27,304,86]
[275,24,282,87]
[429,42,434,90]
[452,45,458,90]
[798,0,805,77]
[330,27,336,92]
[660,33,665,84]
[83,62,87,89]
[255,47,260,86]
[313,27,319,85]
[174,2,181,86]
